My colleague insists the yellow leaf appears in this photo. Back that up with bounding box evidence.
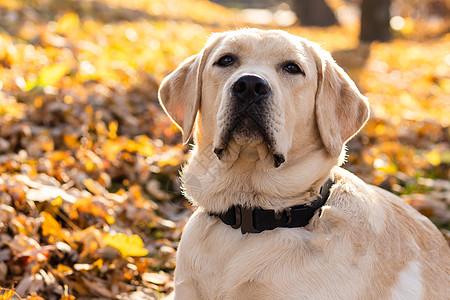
[125,140,139,153]
[57,264,73,274]
[102,139,124,162]
[51,196,63,207]
[400,17,414,35]
[1,288,16,300]
[426,150,441,166]
[157,156,182,167]
[374,123,386,136]
[92,258,103,269]
[103,233,148,257]
[41,211,62,237]
[105,215,114,225]
[135,135,156,157]
[28,64,70,90]
[0,93,25,118]
[108,121,118,139]
[125,136,155,157]
[374,157,398,174]
[57,13,80,33]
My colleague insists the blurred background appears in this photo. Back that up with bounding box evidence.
[0,0,449,298]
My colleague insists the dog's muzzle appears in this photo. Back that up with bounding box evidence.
[214,74,285,168]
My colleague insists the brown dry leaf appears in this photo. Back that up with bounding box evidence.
[15,274,33,297]
[0,263,7,282]
[80,277,113,298]
[69,197,114,225]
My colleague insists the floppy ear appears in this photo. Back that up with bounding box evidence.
[310,44,370,157]
[158,35,222,144]
[158,53,203,144]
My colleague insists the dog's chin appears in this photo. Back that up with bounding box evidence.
[232,123,264,146]
[213,125,286,168]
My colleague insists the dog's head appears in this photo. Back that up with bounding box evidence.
[159,29,369,169]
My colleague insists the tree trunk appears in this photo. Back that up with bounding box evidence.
[360,0,392,42]
[291,0,338,27]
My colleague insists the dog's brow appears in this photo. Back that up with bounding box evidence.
[214,52,237,60]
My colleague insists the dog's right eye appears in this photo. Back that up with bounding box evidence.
[215,55,235,67]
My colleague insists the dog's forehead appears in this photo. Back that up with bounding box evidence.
[211,30,309,62]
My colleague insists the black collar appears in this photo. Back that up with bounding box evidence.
[209,178,334,234]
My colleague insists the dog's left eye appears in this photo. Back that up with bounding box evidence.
[282,63,304,75]
[215,55,235,67]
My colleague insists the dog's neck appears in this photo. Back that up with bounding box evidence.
[181,144,338,213]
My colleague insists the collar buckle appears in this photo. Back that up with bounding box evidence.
[233,206,261,234]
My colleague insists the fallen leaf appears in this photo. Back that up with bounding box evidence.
[142,271,170,285]
[103,233,148,257]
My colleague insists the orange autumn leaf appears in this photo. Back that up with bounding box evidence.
[70,198,114,225]
[0,288,16,300]
[41,211,62,237]
[102,139,124,162]
[108,121,118,139]
[63,134,80,148]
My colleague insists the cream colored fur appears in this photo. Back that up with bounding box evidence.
[159,29,450,300]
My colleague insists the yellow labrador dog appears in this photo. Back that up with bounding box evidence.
[159,29,450,299]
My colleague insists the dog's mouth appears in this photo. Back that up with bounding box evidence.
[213,109,285,168]
[213,74,285,168]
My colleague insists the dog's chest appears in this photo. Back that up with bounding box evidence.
[176,211,372,299]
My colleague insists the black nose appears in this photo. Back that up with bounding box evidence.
[232,75,271,100]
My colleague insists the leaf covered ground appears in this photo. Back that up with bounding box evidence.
[0,0,449,298]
